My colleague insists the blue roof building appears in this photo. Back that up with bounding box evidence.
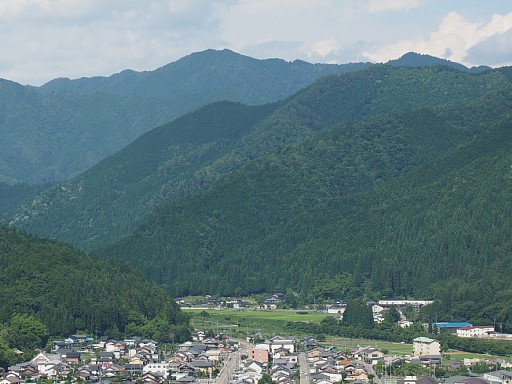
[433,322,472,333]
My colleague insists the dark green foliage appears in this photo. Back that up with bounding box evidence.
[0,225,188,339]
[0,182,45,215]
[11,64,511,254]
[342,299,374,328]
[383,306,400,324]
[9,101,279,249]
[95,84,512,300]
[7,60,512,333]
[6,314,49,350]
[387,52,491,73]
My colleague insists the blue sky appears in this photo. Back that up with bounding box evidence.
[1,0,511,85]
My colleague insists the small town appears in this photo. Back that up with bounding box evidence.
[3,298,512,384]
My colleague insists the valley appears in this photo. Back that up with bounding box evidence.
[1,49,512,383]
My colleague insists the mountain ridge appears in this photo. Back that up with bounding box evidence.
[0,49,371,184]
[10,64,510,250]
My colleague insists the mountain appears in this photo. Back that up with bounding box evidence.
[388,52,492,73]
[94,84,512,299]
[0,49,370,184]
[0,225,189,339]
[9,64,511,251]
[0,182,46,215]
[39,49,371,105]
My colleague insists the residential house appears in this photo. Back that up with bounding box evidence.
[189,360,213,376]
[143,363,171,379]
[327,304,346,316]
[397,376,439,384]
[0,374,22,384]
[270,336,295,355]
[483,370,512,384]
[30,352,63,376]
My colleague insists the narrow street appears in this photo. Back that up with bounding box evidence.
[298,351,310,384]
[215,339,248,384]
[361,361,382,384]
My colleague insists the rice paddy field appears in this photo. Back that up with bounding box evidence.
[182,307,501,359]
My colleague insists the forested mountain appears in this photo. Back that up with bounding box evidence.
[94,85,512,302]
[1,49,369,184]
[8,64,511,251]
[0,182,46,214]
[388,52,491,73]
[0,225,189,339]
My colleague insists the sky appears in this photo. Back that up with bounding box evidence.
[1,0,512,86]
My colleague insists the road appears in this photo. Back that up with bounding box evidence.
[361,361,382,384]
[298,351,310,384]
[215,339,248,384]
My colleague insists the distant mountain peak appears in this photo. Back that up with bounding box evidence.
[387,52,491,73]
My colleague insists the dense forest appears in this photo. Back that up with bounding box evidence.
[97,85,512,329]
[0,226,190,347]
[0,49,368,184]
[9,64,512,250]
[4,53,512,332]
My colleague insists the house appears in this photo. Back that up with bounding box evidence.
[358,347,384,365]
[143,363,171,379]
[189,360,213,376]
[58,349,81,364]
[29,352,63,375]
[419,355,442,367]
[0,374,22,384]
[245,361,264,375]
[412,337,441,357]
[248,344,270,364]
[270,336,295,354]
[397,376,439,384]
[327,304,346,315]
[483,370,512,384]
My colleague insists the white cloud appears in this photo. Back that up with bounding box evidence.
[366,0,423,13]
[0,1,511,85]
[363,11,512,65]
[309,39,342,59]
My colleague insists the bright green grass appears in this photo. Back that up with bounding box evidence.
[183,308,503,360]
[183,308,327,323]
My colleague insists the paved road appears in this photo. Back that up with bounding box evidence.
[216,339,248,384]
[298,351,310,384]
[361,361,382,384]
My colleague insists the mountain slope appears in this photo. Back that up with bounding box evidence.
[9,101,280,248]
[10,65,510,251]
[39,49,371,105]
[388,52,491,73]
[94,84,512,298]
[0,182,45,215]
[0,225,188,338]
[1,49,370,184]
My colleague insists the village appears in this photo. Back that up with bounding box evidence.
[2,309,512,384]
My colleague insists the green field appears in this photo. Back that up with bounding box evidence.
[183,307,501,360]
[183,308,327,322]
[184,308,327,338]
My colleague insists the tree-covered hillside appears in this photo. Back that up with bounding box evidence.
[0,226,189,340]
[95,84,512,309]
[1,49,369,184]
[9,101,280,248]
[0,182,45,215]
[9,64,511,251]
